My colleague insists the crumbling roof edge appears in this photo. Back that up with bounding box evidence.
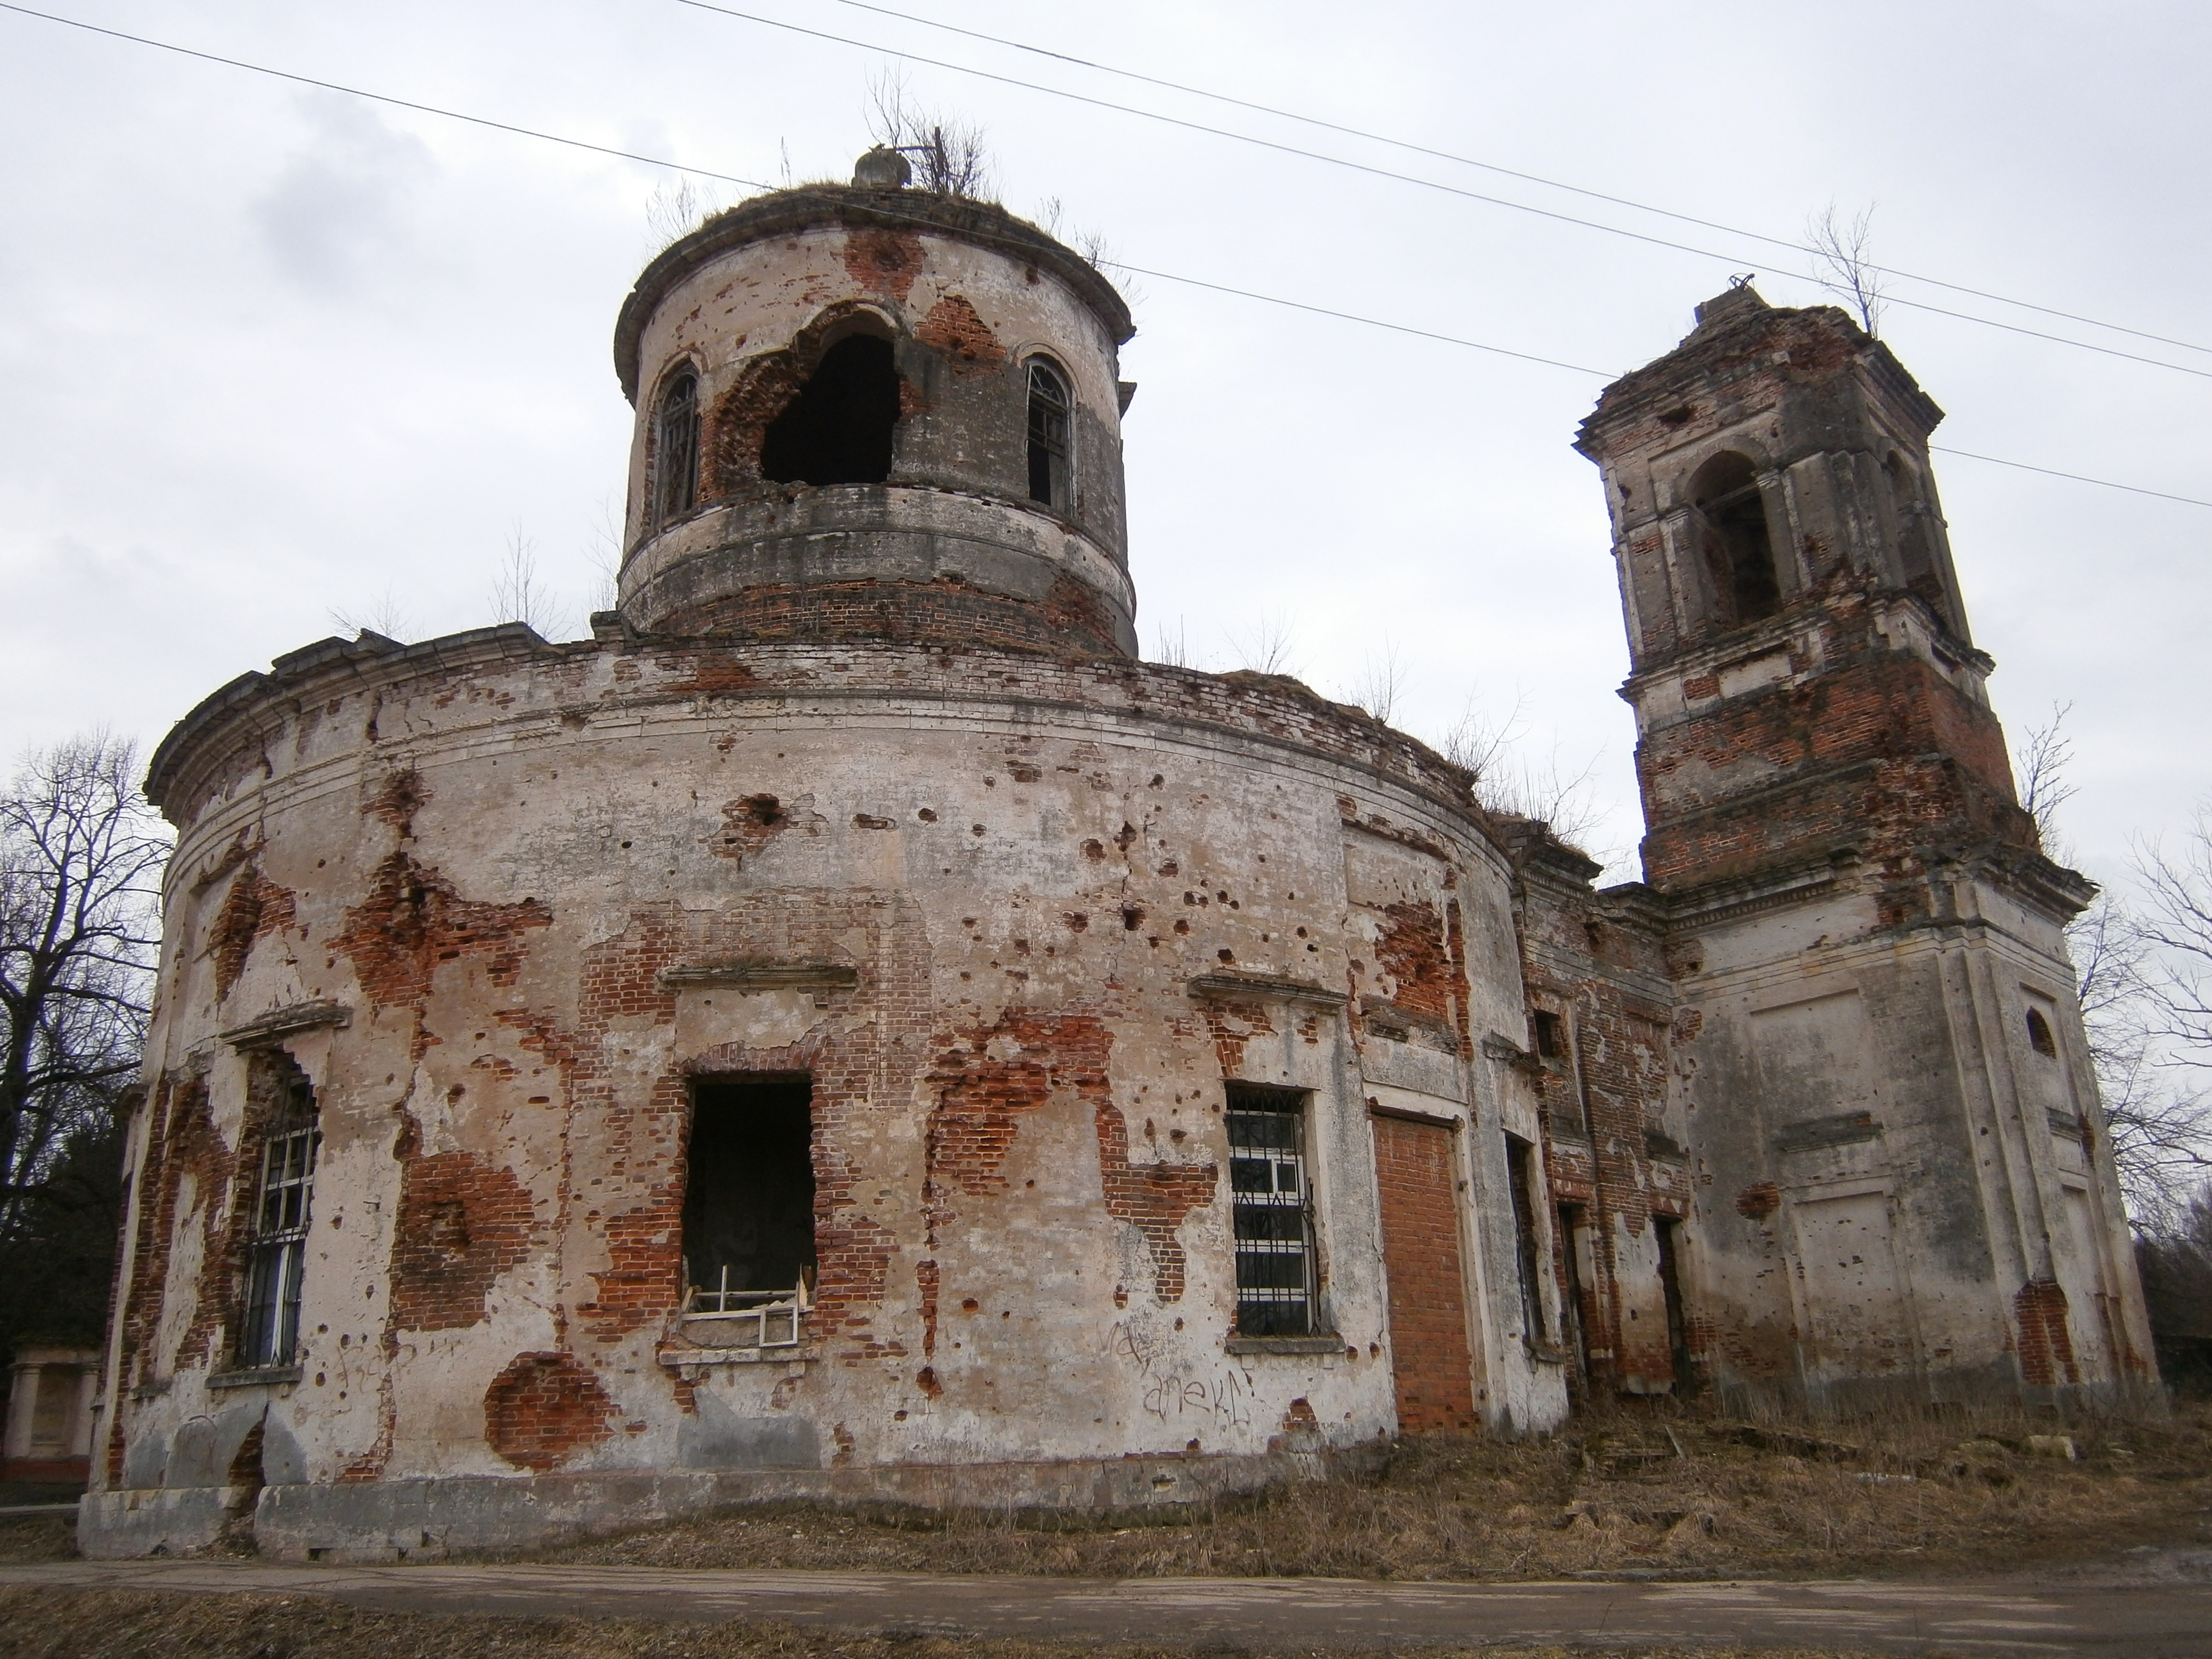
[613,185,1135,402]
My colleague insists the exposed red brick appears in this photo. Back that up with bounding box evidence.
[1199,998,1273,1078]
[1373,1114,1478,1432]
[651,576,1126,658]
[1736,1183,1781,1220]
[2013,1277,2079,1389]
[331,851,551,1040]
[712,794,791,863]
[915,293,1006,376]
[387,1118,538,1333]
[1094,1095,1215,1305]
[206,869,297,1003]
[482,1351,614,1472]
[916,1258,940,1359]
[1375,901,1452,1026]
[841,226,924,302]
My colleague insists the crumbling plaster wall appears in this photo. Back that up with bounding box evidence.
[1664,864,2151,1410]
[616,213,1135,654]
[89,627,1548,1555]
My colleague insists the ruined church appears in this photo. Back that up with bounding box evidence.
[81,153,2152,1559]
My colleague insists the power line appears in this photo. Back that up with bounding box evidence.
[0,2,2202,513]
[1929,447,2212,510]
[817,0,2212,361]
[666,0,2212,383]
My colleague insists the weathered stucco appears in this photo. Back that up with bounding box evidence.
[80,195,2150,1563]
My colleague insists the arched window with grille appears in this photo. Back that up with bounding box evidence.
[653,368,701,527]
[1026,359,1070,510]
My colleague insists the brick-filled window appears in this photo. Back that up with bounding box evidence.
[681,1075,817,1314]
[239,1076,319,1369]
[1026,359,1070,509]
[1503,1132,1546,1346]
[653,368,701,527]
[1228,1087,1318,1337]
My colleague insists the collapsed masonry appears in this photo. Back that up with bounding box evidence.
[80,159,2152,1561]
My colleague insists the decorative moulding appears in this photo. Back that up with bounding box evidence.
[1185,971,1347,1009]
[218,1001,352,1049]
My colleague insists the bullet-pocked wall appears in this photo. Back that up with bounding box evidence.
[613,183,1140,657]
[85,630,1555,1559]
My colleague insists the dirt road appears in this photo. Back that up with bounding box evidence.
[7,1555,2212,1654]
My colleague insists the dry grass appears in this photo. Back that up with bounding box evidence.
[0,1513,74,1563]
[535,1399,2212,1581]
[0,1587,1881,1659]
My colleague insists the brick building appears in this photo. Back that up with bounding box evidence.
[80,160,2150,1560]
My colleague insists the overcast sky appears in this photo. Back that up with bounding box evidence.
[2,0,2205,896]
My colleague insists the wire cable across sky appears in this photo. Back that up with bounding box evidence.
[0,1,2203,511]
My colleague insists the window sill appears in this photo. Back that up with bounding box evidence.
[1526,1343,1570,1367]
[1226,1334,1346,1356]
[208,1365,302,1389]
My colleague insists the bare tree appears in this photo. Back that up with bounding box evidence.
[1149,617,1197,670]
[2014,707,2212,1221]
[1344,641,1408,726]
[867,72,994,200]
[2016,700,2080,852]
[1226,611,1301,677]
[489,527,569,640]
[645,176,730,255]
[329,585,411,643]
[0,735,165,1244]
[1807,201,1886,336]
[2136,807,2212,1073]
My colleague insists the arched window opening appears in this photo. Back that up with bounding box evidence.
[653,370,701,527]
[1026,359,1070,509]
[760,334,900,486]
[1690,453,1780,626]
[2026,1008,2058,1059]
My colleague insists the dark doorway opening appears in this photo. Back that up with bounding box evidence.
[760,334,901,486]
[1654,1214,1694,1393]
[681,1075,817,1305]
[1557,1201,1592,1400]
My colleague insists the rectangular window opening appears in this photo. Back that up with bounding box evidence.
[1504,1132,1546,1347]
[1227,1085,1316,1338]
[681,1075,818,1336]
[240,1068,319,1370]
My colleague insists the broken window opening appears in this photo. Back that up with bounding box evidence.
[759,334,900,487]
[239,1069,319,1370]
[1654,1214,1694,1392]
[2027,1007,2059,1058]
[1690,453,1780,626]
[1532,1009,1567,1062]
[653,369,701,527]
[1026,358,1070,509]
[680,1075,817,1344]
[1228,1086,1317,1337]
[1557,1201,1593,1397]
[1504,1132,1546,1347]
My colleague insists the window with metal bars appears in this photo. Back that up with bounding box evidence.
[239,1078,319,1370]
[653,368,701,527]
[1227,1089,1316,1337]
[1025,359,1070,509]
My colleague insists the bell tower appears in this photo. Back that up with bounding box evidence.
[612,153,1138,655]
[1577,285,2155,1409]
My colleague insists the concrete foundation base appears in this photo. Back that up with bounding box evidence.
[83,1445,1376,1562]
